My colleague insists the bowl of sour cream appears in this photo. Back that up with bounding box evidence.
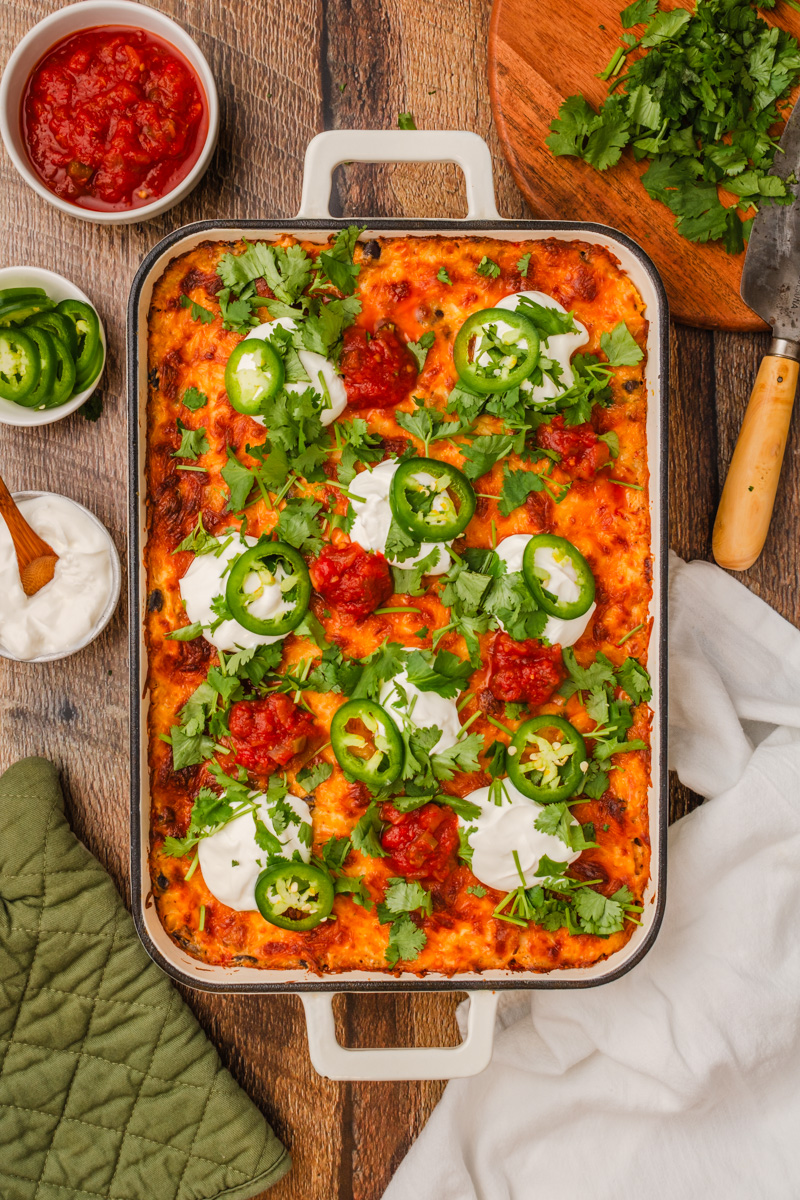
[0,491,120,662]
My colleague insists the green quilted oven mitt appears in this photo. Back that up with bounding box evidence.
[0,758,291,1200]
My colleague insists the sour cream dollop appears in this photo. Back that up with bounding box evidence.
[198,791,312,911]
[0,494,115,661]
[179,534,291,652]
[496,290,589,404]
[495,533,595,648]
[380,667,461,753]
[244,318,347,426]
[461,778,581,891]
[349,460,449,574]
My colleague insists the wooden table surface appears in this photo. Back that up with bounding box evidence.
[2,1,799,1197]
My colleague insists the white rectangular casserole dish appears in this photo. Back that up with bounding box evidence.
[128,129,669,1079]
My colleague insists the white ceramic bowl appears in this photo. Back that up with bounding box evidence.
[0,0,219,225]
[0,491,121,663]
[0,266,107,427]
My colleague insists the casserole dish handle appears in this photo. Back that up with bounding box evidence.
[300,990,498,1080]
[296,129,501,220]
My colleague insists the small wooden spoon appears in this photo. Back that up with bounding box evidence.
[0,474,58,596]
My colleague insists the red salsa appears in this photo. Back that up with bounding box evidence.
[380,802,459,882]
[489,633,564,705]
[339,325,419,408]
[228,695,316,774]
[309,542,394,619]
[22,27,208,212]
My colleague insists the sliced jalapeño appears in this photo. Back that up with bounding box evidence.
[389,457,476,541]
[331,699,404,787]
[254,860,335,931]
[453,306,539,394]
[225,540,311,636]
[522,534,595,620]
[507,715,586,803]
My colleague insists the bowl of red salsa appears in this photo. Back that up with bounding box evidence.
[0,1,218,223]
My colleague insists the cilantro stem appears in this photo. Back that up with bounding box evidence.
[617,623,644,646]
[490,519,497,548]
[457,691,475,712]
[609,479,643,491]
[198,904,206,931]
[176,465,208,473]
[476,492,497,500]
[374,606,422,615]
[185,854,199,880]
[598,45,624,80]
[485,714,514,739]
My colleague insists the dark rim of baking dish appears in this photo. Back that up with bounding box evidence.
[128,217,669,994]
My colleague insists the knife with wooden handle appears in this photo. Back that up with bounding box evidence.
[712,103,800,572]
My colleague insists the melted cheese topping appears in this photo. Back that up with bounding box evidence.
[146,233,652,977]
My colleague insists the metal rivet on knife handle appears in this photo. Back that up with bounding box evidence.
[713,344,799,571]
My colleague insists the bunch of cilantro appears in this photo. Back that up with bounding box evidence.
[547,0,800,252]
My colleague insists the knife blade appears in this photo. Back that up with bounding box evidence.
[713,104,800,572]
[740,99,800,344]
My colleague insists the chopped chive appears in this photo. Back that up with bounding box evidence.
[485,714,514,738]
[490,519,498,548]
[609,478,644,491]
[617,623,644,646]
[199,905,206,931]
[512,849,527,889]
[176,464,208,473]
[185,854,199,881]
[458,709,482,735]
[457,691,475,712]
[373,606,422,615]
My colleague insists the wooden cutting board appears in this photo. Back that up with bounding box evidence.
[488,0,800,330]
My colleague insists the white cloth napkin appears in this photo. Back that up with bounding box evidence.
[384,552,800,1200]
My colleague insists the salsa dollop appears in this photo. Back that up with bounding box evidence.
[22,26,208,212]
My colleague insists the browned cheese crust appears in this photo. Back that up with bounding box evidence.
[145,234,652,975]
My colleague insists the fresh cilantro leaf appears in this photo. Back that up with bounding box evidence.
[217,241,313,305]
[174,513,221,556]
[221,448,256,512]
[516,296,577,338]
[322,835,352,871]
[581,759,610,799]
[616,657,652,704]
[476,256,501,279]
[407,331,435,371]
[182,386,208,411]
[516,252,531,275]
[318,225,365,296]
[460,434,515,481]
[169,725,215,770]
[351,802,388,858]
[598,431,620,459]
[405,649,472,697]
[437,267,453,285]
[620,0,657,26]
[334,874,373,910]
[297,759,333,791]
[498,462,549,516]
[378,877,432,918]
[385,912,426,965]
[398,112,417,129]
[431,732,484,780]
[395,397,462,455]
[391,546,442,596]
[573,887,626,936]
[180,294,215,324]
[165,621,203,642]
[547,94,600,158]
[385,515,421,562]
[276,497,325,555]
[172,420,208,461]
[600,322,644,367]
[467,884,487,898]
[640,7,691,46]
[559,648,617,698]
